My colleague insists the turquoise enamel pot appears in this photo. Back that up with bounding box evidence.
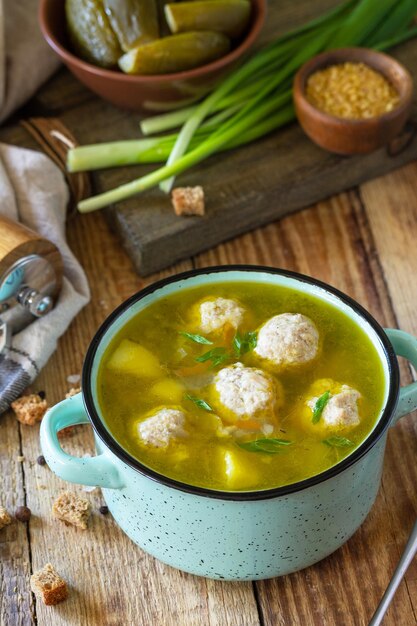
[40,266,417,581]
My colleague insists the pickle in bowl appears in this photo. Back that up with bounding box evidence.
[103,0,159,52]
[118,31,231,75]
[66,0,122,68]
[165,0,252,39]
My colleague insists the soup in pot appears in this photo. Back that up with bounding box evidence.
[97,282,385,491]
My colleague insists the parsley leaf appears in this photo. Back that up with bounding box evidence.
[237,438,292,454]
[323,436,354,448]
[311,390,331,424]
[179,331,213,345]
[185,394,213,412]
[233,331,258,357]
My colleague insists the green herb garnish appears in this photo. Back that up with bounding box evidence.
[195,347,229,368]
[311,390,331,424]
[323,436,354,448]
[185,394,213,412]
[233,331,257,357]
[237,438,292,454]
[179,331,213,345]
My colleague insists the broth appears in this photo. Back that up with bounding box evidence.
[97,282,385,491]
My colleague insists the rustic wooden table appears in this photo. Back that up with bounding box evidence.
[1,54,417,626]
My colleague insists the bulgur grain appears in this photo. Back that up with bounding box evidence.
[306,62,399,119]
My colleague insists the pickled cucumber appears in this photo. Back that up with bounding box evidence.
[156,0,175,37]
[165,0,251,39]
[66,0,122,68]
[118,31,231,75]
[103,0,159,52]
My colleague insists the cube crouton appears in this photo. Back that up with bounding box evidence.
[52,491,91,530]
[30,563,68,605]
[11,394,48,426]
[172,186,205,216]
[0,506,12,530]
[65,387,81,399]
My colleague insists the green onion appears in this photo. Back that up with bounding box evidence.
[179,331,213,345]
[323,435,355,448]
[140,71,280,136]
[311,391,331,424]
[373,25,417,52]
[184,394,213,412]
[326,0,397,48]
[238,438,293,454]
[195,347,229,368]
[367,0,417,47]
[78,91,294,212]
[70,99,293,172]
[233,331,257,357]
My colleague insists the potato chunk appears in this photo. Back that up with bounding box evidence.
[222,449,260,489]
[150,378,184,403]
[107,339,162,377]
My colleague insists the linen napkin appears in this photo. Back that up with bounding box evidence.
[0,0,60,124]
[0,143,90,413]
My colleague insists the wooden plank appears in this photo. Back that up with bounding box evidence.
[193,189,416,625]
[360,161,417,623]
[361,161,417,337]
[0,412,35,626]
[12,211,259,626]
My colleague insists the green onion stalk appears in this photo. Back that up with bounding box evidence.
[70,0,417,213]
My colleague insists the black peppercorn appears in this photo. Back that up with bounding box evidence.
[99,505,109,515]
[36,455,46,466]
[15,506,31,522]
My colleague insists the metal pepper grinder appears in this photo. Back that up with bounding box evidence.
[0,216,63,353]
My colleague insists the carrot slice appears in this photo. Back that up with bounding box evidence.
[235,419,263,431]
[222,322,235,345]
[175,362,209,377]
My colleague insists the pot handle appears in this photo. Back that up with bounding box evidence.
[40,393,124,489]
[385,329,417,426]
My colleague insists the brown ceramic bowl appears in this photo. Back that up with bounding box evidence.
[39,0,266,112]
[293,47,413,155]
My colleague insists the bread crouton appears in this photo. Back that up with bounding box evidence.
[11,394,48,426]
[0,506,12,530]
[172,186,205,216]
[65,387,81,399]
[52,491,91,530]
[30,563,68,605]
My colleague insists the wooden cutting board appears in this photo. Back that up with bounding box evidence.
[91,0,417,275]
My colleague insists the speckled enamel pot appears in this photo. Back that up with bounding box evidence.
[41,266,417,580]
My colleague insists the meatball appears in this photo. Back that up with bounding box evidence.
[213,362,279,421]
[138,408,188,447]
[307,385,361,429]
[199,297,245,334]
[254,313,319,368]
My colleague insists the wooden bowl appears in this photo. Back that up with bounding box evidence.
[293,48,413,155]
[39,0,266,112]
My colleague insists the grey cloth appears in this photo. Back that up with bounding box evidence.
[0,0,60,123]
[0,143,90,412]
